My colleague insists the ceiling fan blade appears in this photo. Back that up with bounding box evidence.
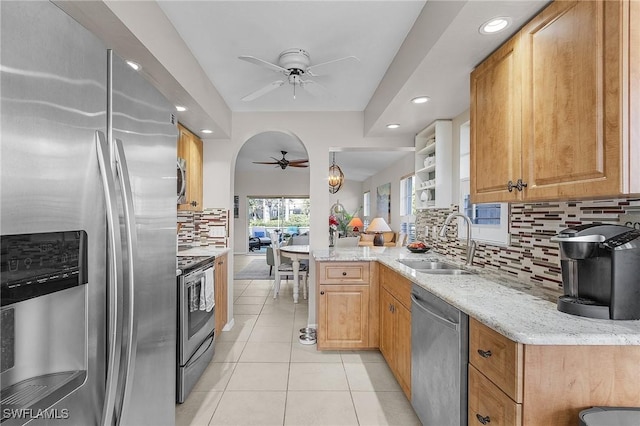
[252,161,279,165]
[288,159,309,164]
[238,55,289,74]
[241,80,285,102]
[300,79,329,98]
[306,55,360,77]
[288,164,309,168]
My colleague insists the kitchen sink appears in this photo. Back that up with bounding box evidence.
[396,259,472,275]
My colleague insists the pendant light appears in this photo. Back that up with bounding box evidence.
[328,152,344,194]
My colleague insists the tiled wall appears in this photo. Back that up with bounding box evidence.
[177,208,229,248]
[416,198,640,291]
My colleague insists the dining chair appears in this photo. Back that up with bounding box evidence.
[272,246,308,300]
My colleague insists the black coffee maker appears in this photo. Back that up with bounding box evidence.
[550,224,640,320]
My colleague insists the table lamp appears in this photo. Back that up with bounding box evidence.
[348,217,364,233]
[367,217,392,246]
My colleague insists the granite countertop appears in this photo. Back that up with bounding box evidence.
[176,246,230,276]
[312,246,640,346]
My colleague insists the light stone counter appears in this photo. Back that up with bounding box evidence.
[312,246,640,346]
[178,246,230,257]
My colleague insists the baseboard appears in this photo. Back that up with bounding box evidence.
[222,318,235,332]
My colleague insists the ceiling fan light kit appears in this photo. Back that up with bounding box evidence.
[239,48,359,101]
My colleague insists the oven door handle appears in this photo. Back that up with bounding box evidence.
[96,130,123,426]
[184,331,215,368]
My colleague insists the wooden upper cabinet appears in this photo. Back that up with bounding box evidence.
[520,0,623,200]
[177,123,203,210]
[471,36,523,203]
[471,0,637,203]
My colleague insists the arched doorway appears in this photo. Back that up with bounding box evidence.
[233,131,310,253]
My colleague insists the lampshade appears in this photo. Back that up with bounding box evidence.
[367,217,391,246]
[347,217,364,232]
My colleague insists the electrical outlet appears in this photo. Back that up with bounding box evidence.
[620,214,640,230]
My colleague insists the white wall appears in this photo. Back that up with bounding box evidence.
[329,178,363,219]
[362,152,415,231]
[202,111,413,327]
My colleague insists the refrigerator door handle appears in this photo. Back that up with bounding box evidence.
[96,131,124,426]
[114,138,139,421]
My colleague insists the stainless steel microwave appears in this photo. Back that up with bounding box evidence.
[177,157,186,204]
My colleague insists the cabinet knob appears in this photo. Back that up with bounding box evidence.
[342,271,347,276]
[477,349,492,358]
[320,291,325,295]
[475,414,491,424]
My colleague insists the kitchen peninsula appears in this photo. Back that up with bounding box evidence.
[314,246,640,425]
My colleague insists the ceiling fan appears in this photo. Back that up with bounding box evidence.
[238,48,359,101]
[252,151,309,170]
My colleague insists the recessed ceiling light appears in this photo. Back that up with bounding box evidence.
[201,129,213,134]
[175,106,187,112]
[411,96,430,104]
[479,17,511,35]
[126,60,140,71]
[386,124,400,129]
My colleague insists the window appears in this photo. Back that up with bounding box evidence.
[459,122,509,245]
[363,191,371,227]
[400,174,416,242]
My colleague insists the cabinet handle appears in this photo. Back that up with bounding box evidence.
[342,271,347,276]
[507,179,528,192]
[475,414,491,424]
[477,349,492,358]
[190,200,198,207]
[320,291,325,295]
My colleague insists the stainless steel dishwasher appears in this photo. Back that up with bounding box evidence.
[411,283,468,426]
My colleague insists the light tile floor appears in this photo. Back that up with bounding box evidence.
[176,254,421,426]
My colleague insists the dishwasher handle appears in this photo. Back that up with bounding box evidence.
[411,294,459,331]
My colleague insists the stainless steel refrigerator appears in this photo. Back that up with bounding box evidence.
[1,1,177,424]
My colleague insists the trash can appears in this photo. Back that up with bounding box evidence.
[580,407,640,426]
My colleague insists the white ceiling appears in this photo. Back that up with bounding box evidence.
[157,1,426,112]
[157,0,549,178]
[235,131,412,181]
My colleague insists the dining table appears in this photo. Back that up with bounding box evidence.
[279,244,309,303]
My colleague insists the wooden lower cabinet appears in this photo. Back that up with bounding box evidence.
[469,318,640,426]
[469,365,522,426]
[214,253,228,332]
[379,265,412,399]
[317,284,369,349]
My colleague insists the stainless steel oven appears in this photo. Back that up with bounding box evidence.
[177,260,215,403]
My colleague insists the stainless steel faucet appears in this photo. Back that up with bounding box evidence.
[438,212,476,266]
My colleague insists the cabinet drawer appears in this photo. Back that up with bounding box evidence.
[319,262,370,284]
[469,318,523,402]
[469,365,522,426]
[380,264,412,310]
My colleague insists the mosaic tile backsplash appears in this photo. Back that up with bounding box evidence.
[178,208,229,248]
[415,198,640,291]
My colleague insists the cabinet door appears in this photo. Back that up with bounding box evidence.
[177,124,203,210]
[468,365,522,426]
[215,254,227,332]
[317,284,369,349]
[395,301,412,399]
[520,0,623,200]
[471,35,522,203]
[379,287,395,364]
